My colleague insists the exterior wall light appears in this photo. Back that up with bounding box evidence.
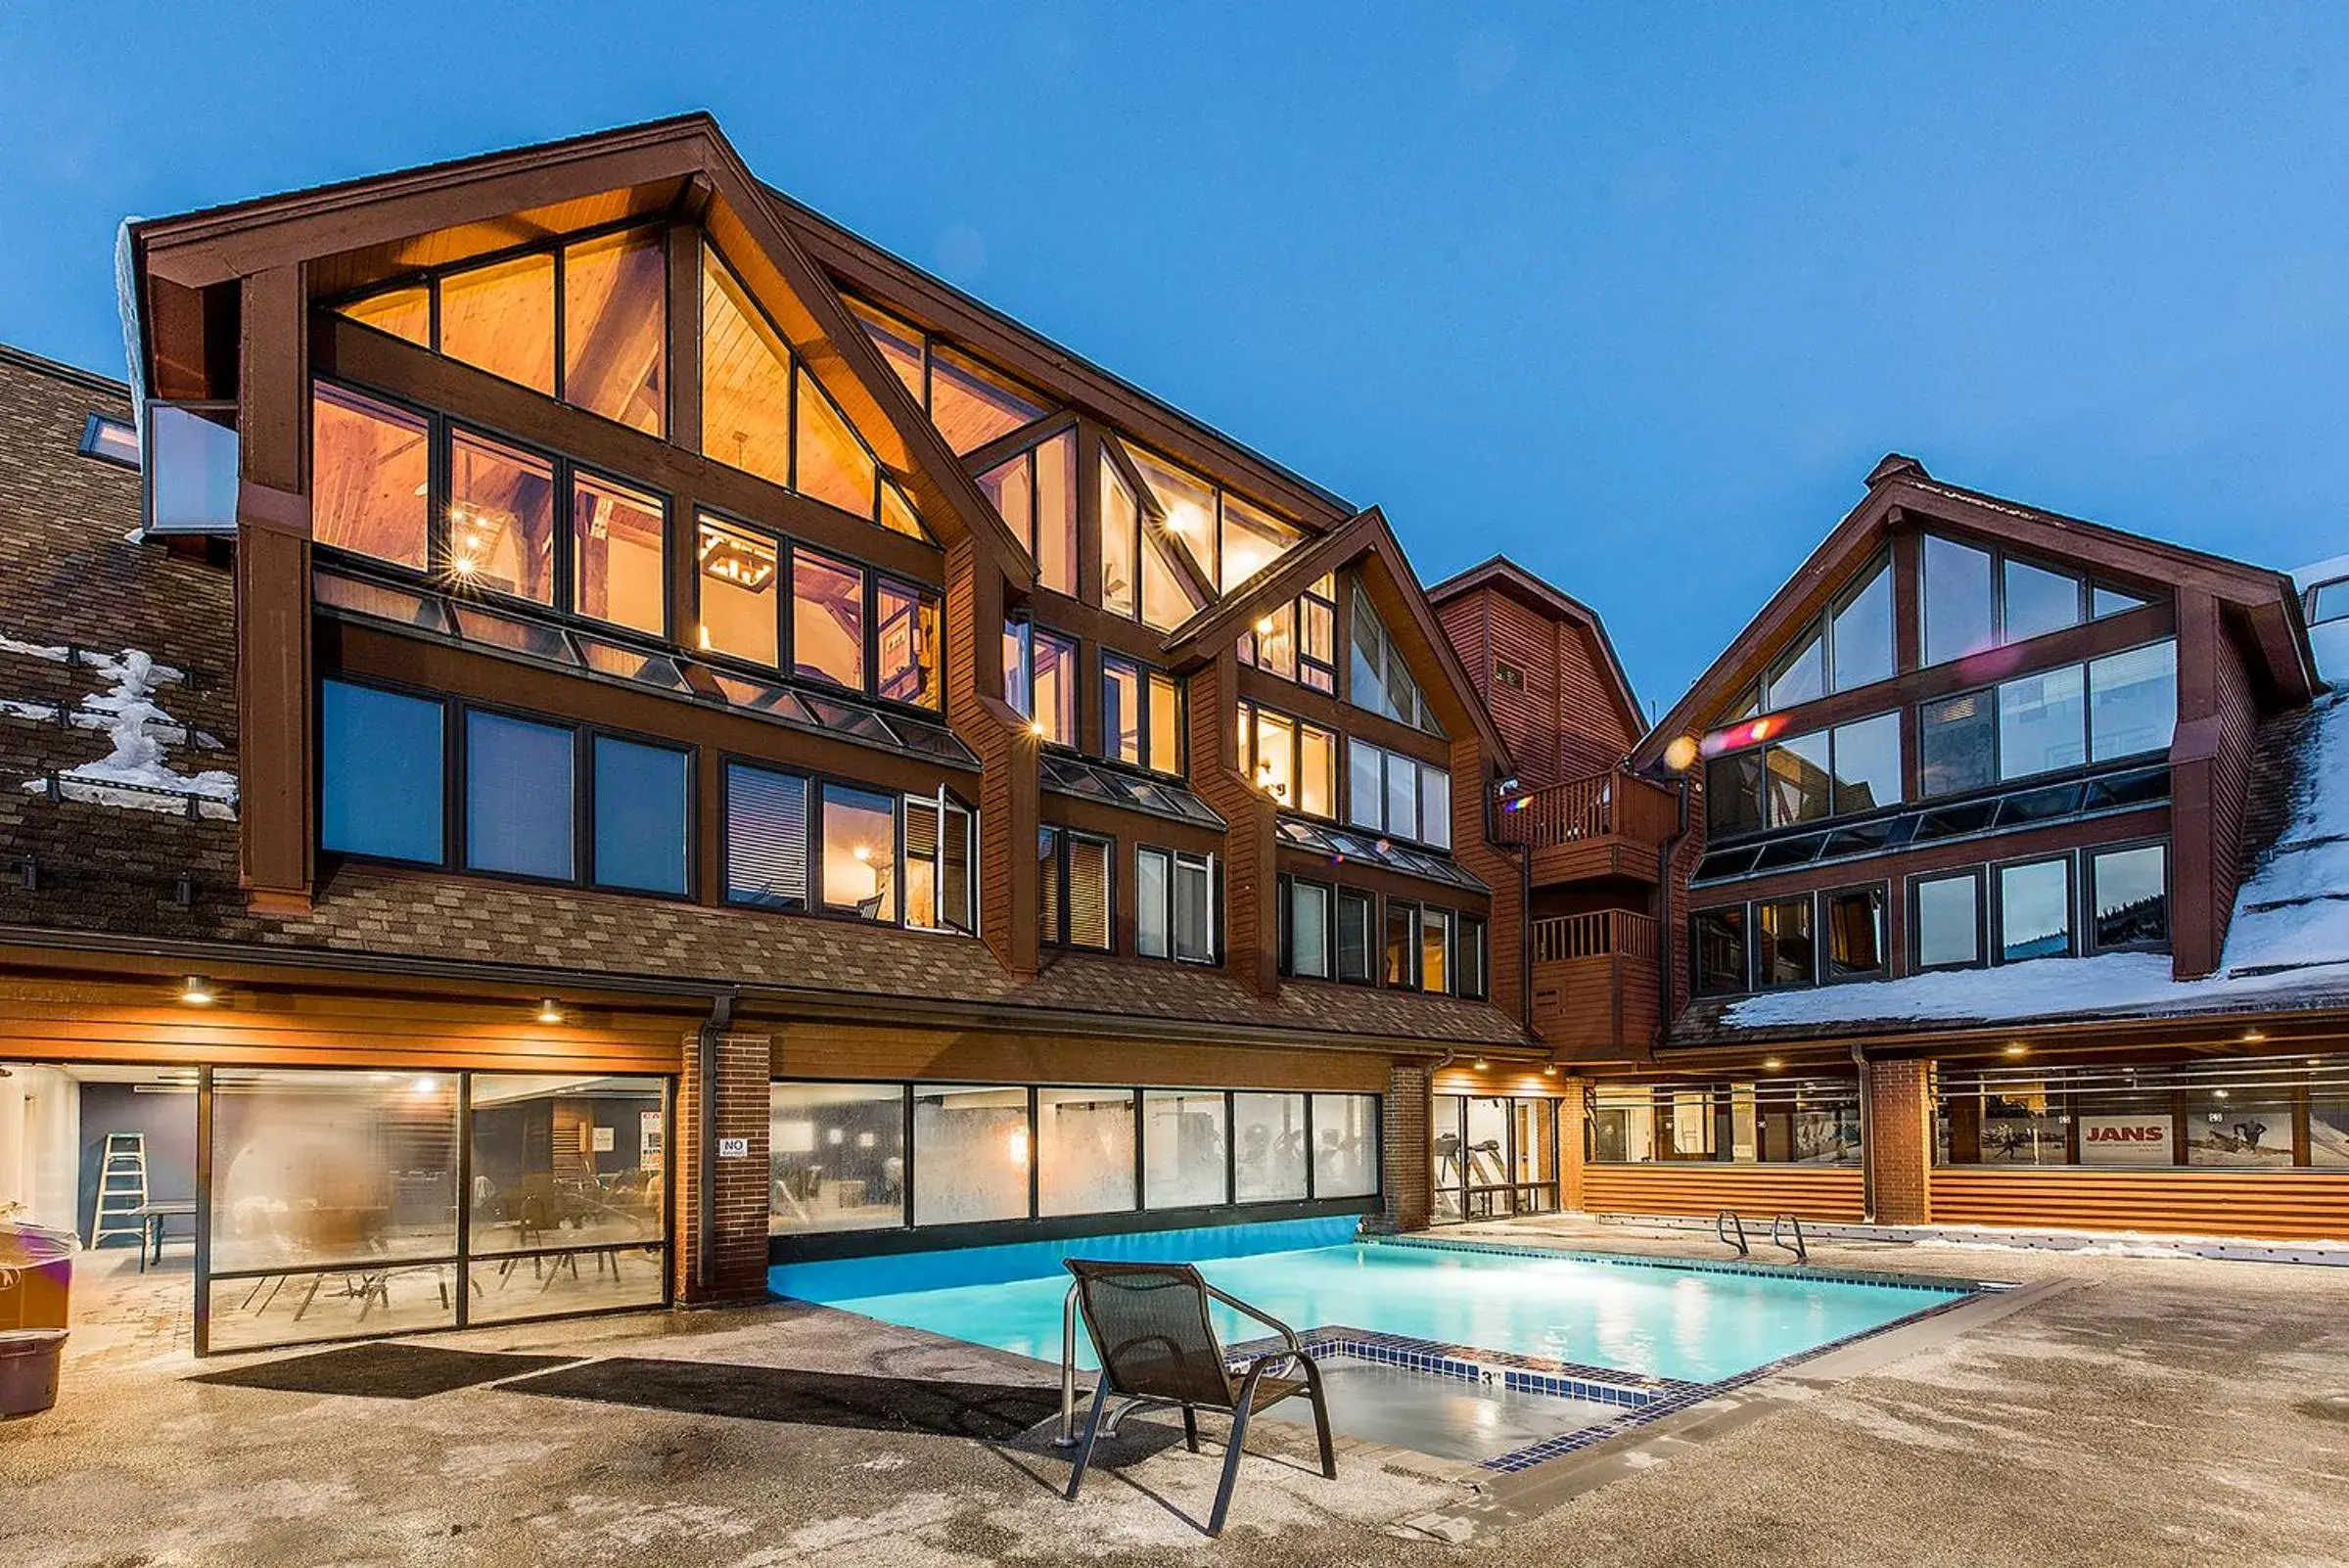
[179,975,215,1005]
[536,998,565,1025]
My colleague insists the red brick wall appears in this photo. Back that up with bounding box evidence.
[1866,1057,1931,1225]
[1378,1061,1432,1231]
[673,1030,773,1306]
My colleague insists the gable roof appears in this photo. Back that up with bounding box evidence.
[125,113,1039,581]
[1160,507,1513,771]
[1426,555,1644,743]
[1630,454,2318,771]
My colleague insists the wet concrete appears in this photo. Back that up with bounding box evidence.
[4,1225,2347,1565]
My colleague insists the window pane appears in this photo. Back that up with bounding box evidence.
[1430,1094,1465,1219]
[320,680,443,862]
[1136,847,1171,959]
[1830,560,1895,691]
[1998,665,2087,780]
[1103,659,1142,764]
[697,519,780,666]
[929,345,1047,454]
[2089,641,2178,762]
[1923,534,1995,667]
[1295,724,1334,819]
[1694,906,1747,993]
[1765,731,1832,827]
[1348,739,1384,830]
[720,764,809,909]
[1919,691,1996,798]
[1233,1092,1309,1202]
[700,248,794,488]
[940,800,973,932]
[1038,1087,1137,1216]
[1756,898,1814,987]
[2092,843,2168,949]
[1420,764,1451,848]
[911,1085,1030,1224]
[1998,859,2072,962]
[1419,907,1451,993]
[1289,880,1331,979]
[1099,456,1138,618]
[792,548,866,689]
[1254,601,1298,680]
[1174,856,1215,962]
[1252,709,1297,807]
[1336,891,1373,982]
[1385,901,1416,987]
[1130,447,1219,584]
[1067,834,1111,950]
[206,1069,460,1346]
[1143,1090,1227,1209]
[465,712,574,879]
[339,285,430,346]
[876,580,939,709]
[1385,750,1419,838]
[573,474,666,635]
[850,299,929,394]
[1463,1097,1512,1215]
[440,253,555,393]
[795,367,877,519]
[2003,558,2082,643]
[592,737,687,894]
[448,431,556,604]
[2186,1088,2294,1168]
[1312,1094,1378,1198]
[1350,589,1387,718]
[1830,713,1903,814]
[1037,827,1061,943]
[1139,527,1199,632]
[1823,887,1885,977]
[1035,430,1077,596]
[977,448,1032,539]
[1914,873,1981,967]
[562,228,666,435]
[1033,631,1078,747]
[1764,627,1825,711]
[903,798,940,930]
[1705,750,1764,837]
[470,1073,666,1258]
[821,784,898,921]
[1459,915,1487,999]
[312,385,429,568]
[1003,621,1033,718]
[1220,493,1299,593]
[2311,580,2349,625]
[1148,672,1182,774]
[770,1083,904,1234]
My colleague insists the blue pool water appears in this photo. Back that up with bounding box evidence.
[776,1226,1962,1384]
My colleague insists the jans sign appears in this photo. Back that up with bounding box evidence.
[2079,1114,2171,1165]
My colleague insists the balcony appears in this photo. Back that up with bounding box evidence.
[1494,768,1680,888]
[1530,910,1661,1058]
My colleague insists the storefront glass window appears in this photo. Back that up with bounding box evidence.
[1037,1087,1138,1216]
[1232,1092,1309,1203]
[1143,1090,1228,1210]
[768,1083,906,1234]
[1312,1094,1379,1198]
[910,1084,1031,1225]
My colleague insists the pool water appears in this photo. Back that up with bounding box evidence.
[795,1240,1960,1384]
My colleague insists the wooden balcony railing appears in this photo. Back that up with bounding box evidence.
[1530,910,1661,1057]
[1494,768,1680,854]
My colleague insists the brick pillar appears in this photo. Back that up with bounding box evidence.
[1378,1062,1433,1232]
[674,1031,773,1306]
[1558,1076,1588,1212]
[1866,1057,1932,1225]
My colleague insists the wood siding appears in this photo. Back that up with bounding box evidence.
[1929,1168,2349,1240]
[767,1020,1392,1092]
[1581,1163,1866,1222]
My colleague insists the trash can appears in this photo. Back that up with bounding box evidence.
[0,1222,72,1331]
[0,1329,67,1417]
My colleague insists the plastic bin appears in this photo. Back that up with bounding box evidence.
[0,1222,72,1331]
[0,1329,66,1417]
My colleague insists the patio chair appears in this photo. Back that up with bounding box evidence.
[1061,1259,1335,1537]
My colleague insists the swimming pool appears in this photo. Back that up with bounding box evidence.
[776,1226,1966,1384]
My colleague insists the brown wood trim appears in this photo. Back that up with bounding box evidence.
[1582,1162,1866,1222]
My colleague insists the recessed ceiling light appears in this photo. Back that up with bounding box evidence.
[179,975,215,1006]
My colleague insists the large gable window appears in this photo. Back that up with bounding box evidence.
[694,514,940,710]
[1123,440,1304,595]
[1761,554,1893,713]
[1348,584,1445,736]
[845,296,1051,455]
[1919,640,2177,797]
[1098,446,1210,632]
[312,385,430,570]
[1240,574,1338,694]
[1920,532,2146,671]
[977,429,1078,596]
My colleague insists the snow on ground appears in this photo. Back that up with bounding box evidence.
[0,636,235,818]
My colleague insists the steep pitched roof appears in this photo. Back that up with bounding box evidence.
[1425,555,1644,742]
[1630,454,2318,772]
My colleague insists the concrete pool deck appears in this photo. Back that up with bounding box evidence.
[5,1221,2348,1564]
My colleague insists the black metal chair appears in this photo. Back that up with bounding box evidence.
[1061,1259,1336,1537]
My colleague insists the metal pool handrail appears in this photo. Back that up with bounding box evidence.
[1053,1274,1306,1445]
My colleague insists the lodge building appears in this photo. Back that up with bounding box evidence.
[0,115,2344,1355]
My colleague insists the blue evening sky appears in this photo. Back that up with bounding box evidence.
[4,4,2345,715]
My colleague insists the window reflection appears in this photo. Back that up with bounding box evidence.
[769,1083,905,1233]
[468,1075,666,1256]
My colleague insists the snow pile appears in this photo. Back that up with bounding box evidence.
[0,635,236,819]
[1724,948,2349,1030]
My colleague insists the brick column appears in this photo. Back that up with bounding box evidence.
[1558,1076,1588,1212]
[673,1030,773,1306]
[1377,1062,1433,1232]
[1866,1057,1933,1225]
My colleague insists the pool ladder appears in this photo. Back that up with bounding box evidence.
[1716,1210,1810,1265]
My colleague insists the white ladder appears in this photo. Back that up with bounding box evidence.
[89,1131,149,1250]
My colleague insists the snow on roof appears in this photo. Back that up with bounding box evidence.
[1724,688,2349,1035]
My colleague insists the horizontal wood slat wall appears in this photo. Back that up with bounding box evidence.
[769,1022,1393,1093]
[1930,1168,2349,1240]
[1583,1163,1866,1222]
